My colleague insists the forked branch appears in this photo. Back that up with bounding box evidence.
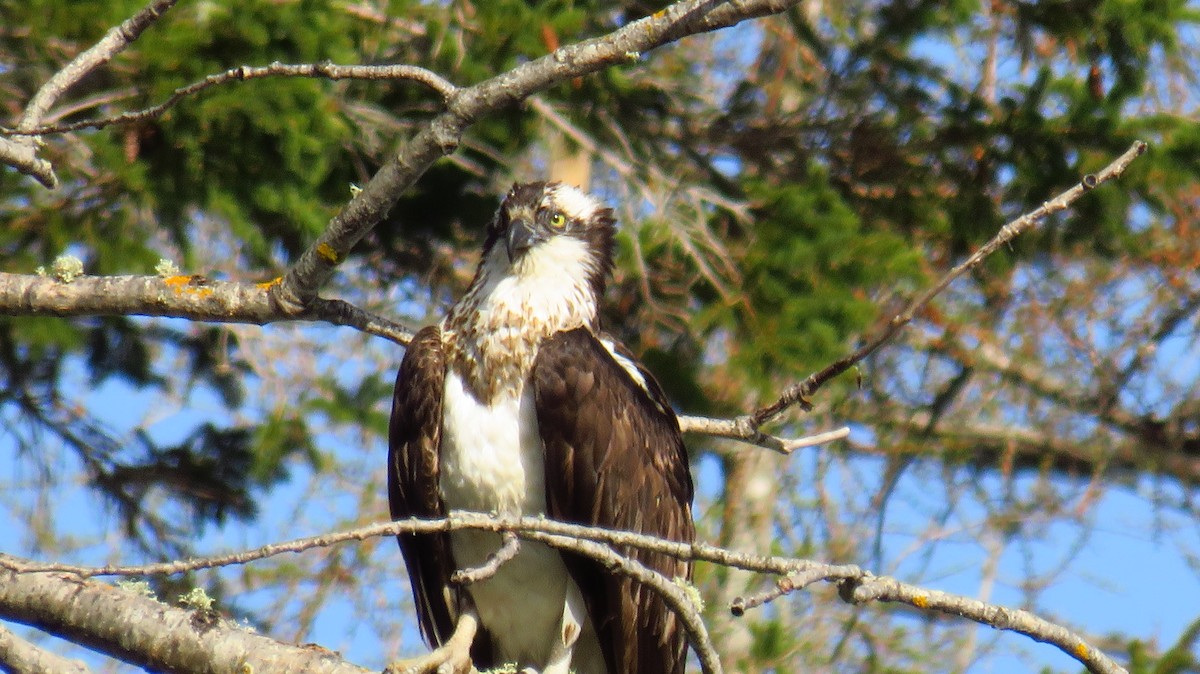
[750,140,1149,427]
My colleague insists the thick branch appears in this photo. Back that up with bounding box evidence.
[0,273,413,345]
[751,140,1149,426]
[0,138,56,189]
[274,0,802,312]
[0,564,377,674]
[0,624,92,674]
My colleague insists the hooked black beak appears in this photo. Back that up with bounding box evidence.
[505,217,542,261]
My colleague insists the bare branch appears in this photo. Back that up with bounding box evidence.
[273,0,804,313]
[729,567,831,616]
[840,575,1126,674]
[17,0,178,129]
[5,0,179,188]
[520,529,723,674]
[450,532,520,586]
[0,513,1128,674]
[0,138,57,189]
[751,140,1150,427]
[7,63,458,137]
[0,566,376,674]
[0,273,413,345]
[0,624,92,674]
[678,415,849,453]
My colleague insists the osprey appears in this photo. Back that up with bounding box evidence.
[388,182,695,674]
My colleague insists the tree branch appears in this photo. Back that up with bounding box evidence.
[0,513,1129,674]
[0,565,379,674]
[272,0,803,313]
[0,624,92,674]
[6,63,458,137]
[0,138,57,190]
[0,273,413,345]
[750,140,1149,427]
[678,415,849,453]
[519,529,723,674]
[4,0,179,188]
[840,575,1125,674]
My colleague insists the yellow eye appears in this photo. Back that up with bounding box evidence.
[549,212,567,229]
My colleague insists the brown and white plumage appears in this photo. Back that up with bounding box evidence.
[388,182,694,674]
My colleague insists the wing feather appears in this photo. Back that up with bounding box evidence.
[388,326,493,663]
[533,328,695,674]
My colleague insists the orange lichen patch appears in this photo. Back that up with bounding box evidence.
[162,274,214,298]
[912,594,929,609]
[256,277,282,290]
[1074,643,1089,659]
[316,242,340,264]
[652,8,667,19]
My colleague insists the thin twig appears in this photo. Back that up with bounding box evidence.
[450,532,520,585]
[678,415,849,454]
[7,63,458,137]
[730,568,829,616]
[751,140,1149,427]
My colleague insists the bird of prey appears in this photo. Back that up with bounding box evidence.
[388,181,695,674]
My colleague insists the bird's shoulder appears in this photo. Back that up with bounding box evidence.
[534,327,676,423]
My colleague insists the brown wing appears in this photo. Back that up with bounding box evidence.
[388,326,492,662]
[532,327,695,674]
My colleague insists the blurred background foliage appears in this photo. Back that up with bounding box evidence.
[2,0,1200,671]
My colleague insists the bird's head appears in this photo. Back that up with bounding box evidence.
[480,181,616,300]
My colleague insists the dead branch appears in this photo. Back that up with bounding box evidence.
[520,529,723,674]
[0,565,377,674]
[0,272,413,345]
[750,140,1149,427]
[450,532,521,586]
[678,415,850,453]
[6,63,458,136]
[5,0,179,188]
[271,0,804,314]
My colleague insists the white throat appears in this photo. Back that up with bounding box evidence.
[444,235,598,401]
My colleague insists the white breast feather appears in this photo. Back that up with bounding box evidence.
[439,372,604,673]
[439,372,543,516]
